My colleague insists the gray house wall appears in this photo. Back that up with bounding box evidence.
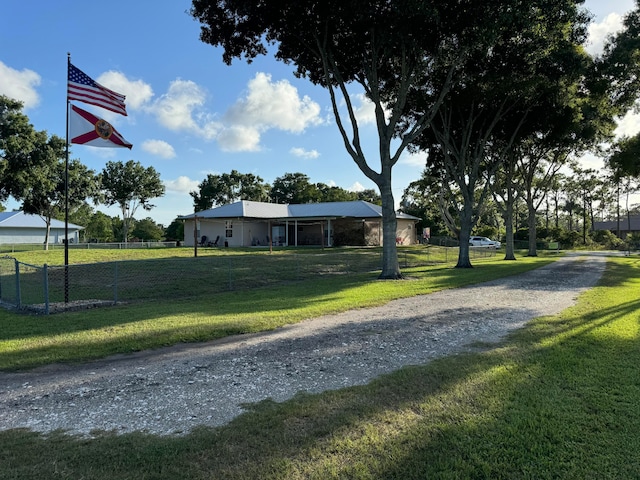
[0,227,80,245]
[184,217,417,247]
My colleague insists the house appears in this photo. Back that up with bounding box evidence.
[179,200,419,247]
[0,211,83,244]
[593,215,640,238]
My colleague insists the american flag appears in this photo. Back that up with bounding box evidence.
[67,63,127,116]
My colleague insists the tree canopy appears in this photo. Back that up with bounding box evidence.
[100,160,165,242]
[406,0,596,266]
[190,169,270,210]
[609,135,640,179]
[191,0,508,277]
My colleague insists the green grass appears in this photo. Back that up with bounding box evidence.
[0,255,637,479]
[0,248,548,370]
[3,246,481,307]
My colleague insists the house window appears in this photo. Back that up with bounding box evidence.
[225,220,233,238]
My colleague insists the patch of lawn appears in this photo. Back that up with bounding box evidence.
[0,256,637,479]
[0,253,553,370]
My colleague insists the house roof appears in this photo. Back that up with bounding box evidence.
[594,215,640,231]
[0,211,83,230]
[179,200,420,221]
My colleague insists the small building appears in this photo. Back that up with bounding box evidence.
[179,200,419,247]
[593,215,640,238]
[0,211,83,245]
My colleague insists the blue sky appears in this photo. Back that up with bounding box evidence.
[0,0,637,226]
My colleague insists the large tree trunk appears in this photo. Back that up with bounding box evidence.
[456,202,474,268]
[527,200,538,257]
[378,180,401,279]
[43,218,51,251]
[503,200,516,261]
[121,206,129,243]
[499,156,517,261]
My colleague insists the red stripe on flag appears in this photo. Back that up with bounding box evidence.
[71,131,99,144]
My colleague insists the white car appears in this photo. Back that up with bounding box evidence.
[469,236,501,248]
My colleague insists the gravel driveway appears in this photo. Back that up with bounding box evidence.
[0,253,608,437]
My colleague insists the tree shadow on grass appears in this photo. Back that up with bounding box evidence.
[1,282,639,479]
[0,256,620,371]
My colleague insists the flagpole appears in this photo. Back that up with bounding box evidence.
[64,53,70,303]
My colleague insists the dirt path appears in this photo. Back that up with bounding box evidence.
[0,254,607,437]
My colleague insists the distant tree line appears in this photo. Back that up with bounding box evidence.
[189,170,381,211]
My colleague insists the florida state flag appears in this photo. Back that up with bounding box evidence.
[69,104,132,149]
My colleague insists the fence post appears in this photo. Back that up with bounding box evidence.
[43,264,49,315]
[15,258,21,309]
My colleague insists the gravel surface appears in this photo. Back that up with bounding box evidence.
[0,253,608,437]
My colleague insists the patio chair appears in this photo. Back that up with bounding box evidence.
[212,235,220,247]
[199,235,208,247]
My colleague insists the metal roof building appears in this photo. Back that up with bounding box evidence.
[180,200,419,247]
[0,211,83,245]
[593,215,640,240]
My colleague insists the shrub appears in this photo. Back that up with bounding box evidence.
[592,230,625,249]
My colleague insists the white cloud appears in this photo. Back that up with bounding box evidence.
[226,72,323,132]
[400,151,428,168]
[339,93,392,127]
[350,93,377,125]
[615,110,640,138]
[146,73,324,151]
[0,61,41,108]
[218,72,324,151]
[349,181,365,192]
[97,71,154,110]
[141,139,176,159]
[164,176,200,194]
[290,147,320,159]
[587,13,624,56]
[217,125,262,152]
[151,79,221,140]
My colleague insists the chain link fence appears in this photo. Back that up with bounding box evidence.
[0,246,498,314]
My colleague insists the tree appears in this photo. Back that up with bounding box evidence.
[315,183,355,203]
[132,217,164,241]
[100,160,165,242]
[164,218,185,242]
[190,169,269,210]
[401,175,450,240]
[609,134,640,179]
[608,137,640,236]
[3,123,98,249]
[270,172,320,204]
[0,95,36,203]
[355,189,381,205]
[68,203,95,243]
[190,0,494,278]
[595,5,640,118]
[84,211,115,242]
[407,0,592,267]
[21,153,98,248]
